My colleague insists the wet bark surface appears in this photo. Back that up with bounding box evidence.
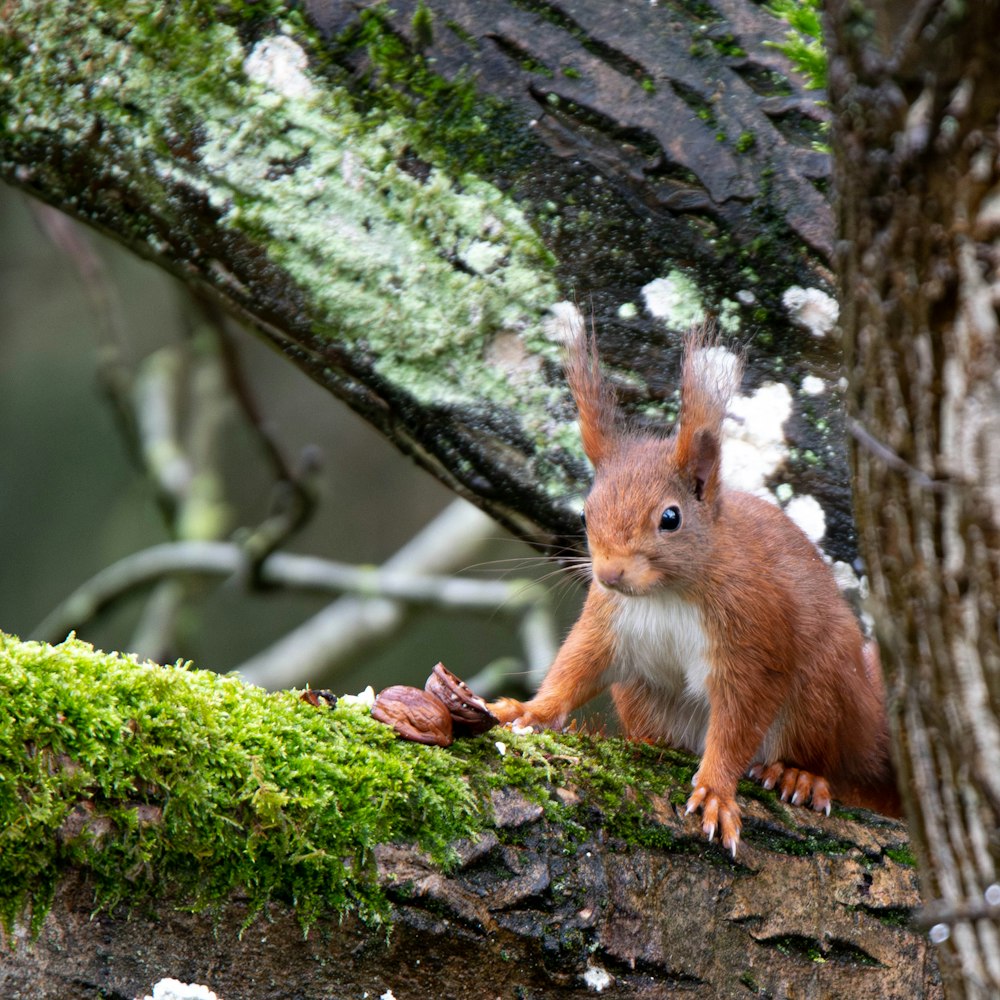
[3,789,938,1000]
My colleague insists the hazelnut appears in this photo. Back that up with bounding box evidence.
[424,662,499,736]
[371,685,454,747]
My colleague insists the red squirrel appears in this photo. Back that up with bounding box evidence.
[489,330,899,854]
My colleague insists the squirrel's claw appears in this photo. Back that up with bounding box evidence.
[748,761,833,815]
[686,785,741,856]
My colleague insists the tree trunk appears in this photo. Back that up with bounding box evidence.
[0,0,856,559]
[827,2,1000,997]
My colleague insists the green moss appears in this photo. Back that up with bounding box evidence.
[410,1,434,51]
[0,633,485,933]
[765,0,827,91]
[870,906,913,928]
[0,633,724,936]
[885,845,917,867]
[711,33,747,59]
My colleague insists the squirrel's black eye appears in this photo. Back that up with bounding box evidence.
[659,506,681,532]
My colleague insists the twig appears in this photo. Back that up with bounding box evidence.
[192,291,320,570]
[916,892,1000,931]
[32,534,545,648]
[848,418,950,492]
[234,499,513,687]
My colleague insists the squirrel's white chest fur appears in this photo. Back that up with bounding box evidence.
[608,591,713,752]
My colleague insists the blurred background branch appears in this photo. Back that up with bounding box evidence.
[4,191,567,699]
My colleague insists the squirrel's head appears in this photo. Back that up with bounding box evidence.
[568,329,741,596]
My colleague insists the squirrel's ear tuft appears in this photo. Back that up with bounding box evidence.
[674,326,741,504]
[565,330,619,467]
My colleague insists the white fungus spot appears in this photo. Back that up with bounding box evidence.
[495,741,508,756]
[142,980,222,1000]
[785,494,827,544]
[380,990,397,1000]
[583,963,613,992]
[782,286,839,338]
[801,374,826,396]
[244,35,315,100]
[617,301,638,319]
[986,883,1000,906]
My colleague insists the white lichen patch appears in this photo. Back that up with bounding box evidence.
[617,301,638,319]
[583,963,613,992]
[718,297,741,333]
[784,494,826,544]
[6,3,581,493]
[782,286,839,338]
[774,482,794,503]
[485,331,543,381]
[459,238,505,274]
[543,301,585,344]
[243,35,315,100]
[641,270,706,327]
[801,374,826,396]
[142,979,222,1000]
[721,381,793,495]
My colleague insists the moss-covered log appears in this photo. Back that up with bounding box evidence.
[0,0,858,560]
[0,633,939,998]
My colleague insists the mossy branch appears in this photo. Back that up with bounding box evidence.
[2,632,938,997]
[1,0,862,561]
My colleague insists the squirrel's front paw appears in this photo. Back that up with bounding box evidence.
[488,697,527,724]
[686,784,742,857]
[487,698,565,732]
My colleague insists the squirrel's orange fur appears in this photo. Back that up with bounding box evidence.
[490,331,898,854]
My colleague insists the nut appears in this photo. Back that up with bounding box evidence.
[425,662,499,736]
[299,689,337,708]
[371,685,454,747]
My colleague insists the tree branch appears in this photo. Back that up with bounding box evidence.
[33,535,551,651]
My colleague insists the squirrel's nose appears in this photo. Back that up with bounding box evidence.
[594,564,624,589]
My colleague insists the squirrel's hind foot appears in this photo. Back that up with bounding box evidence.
[748,761,832,815]
[686,784,742,857]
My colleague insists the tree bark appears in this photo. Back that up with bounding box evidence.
[827,2,1000,997]
[1,817,937,1000]
[0,0,857,559]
